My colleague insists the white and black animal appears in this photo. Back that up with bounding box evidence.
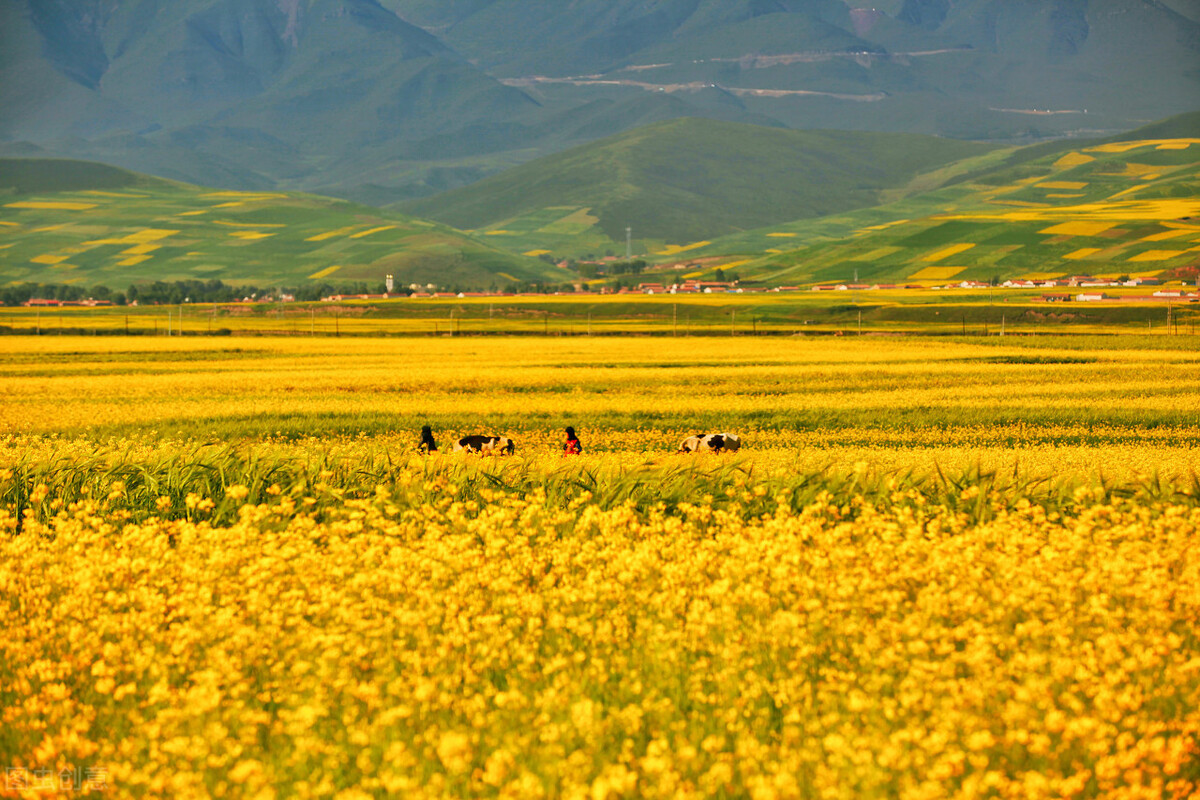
[453,435,516,455]
[678,433,741,454]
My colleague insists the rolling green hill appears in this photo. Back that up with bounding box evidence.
[669,116,1200,287]
[401,118,998,256]
[0,159,567,290]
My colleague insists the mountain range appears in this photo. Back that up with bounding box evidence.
[3,0,1198,204]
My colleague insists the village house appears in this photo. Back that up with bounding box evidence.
[20,297,114,307]
[323,292,407,301]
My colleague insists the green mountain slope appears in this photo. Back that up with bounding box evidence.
[401,118,998,255]
[0,158,153,195]
[677,116,1200,286]
[2,0,1196,204]
[0,0,536,198]
[0,159,566,289]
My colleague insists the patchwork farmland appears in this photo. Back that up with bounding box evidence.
[681,136,1200,288]
[0,160,566,290]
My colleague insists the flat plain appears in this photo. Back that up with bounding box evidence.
[2,335,1198,799]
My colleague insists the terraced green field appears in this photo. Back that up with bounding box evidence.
[0,160,568,290]
[681,135,1200,287]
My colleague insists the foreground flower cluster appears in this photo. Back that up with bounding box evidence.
[3,335,1199,798]
[3,474,1198,799]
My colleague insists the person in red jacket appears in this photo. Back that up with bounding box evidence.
[563,426,582,456]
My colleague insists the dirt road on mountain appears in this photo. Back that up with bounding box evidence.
[499,75,886,102]
[500,48,972,101]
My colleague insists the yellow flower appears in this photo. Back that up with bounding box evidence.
[436,730,473,774]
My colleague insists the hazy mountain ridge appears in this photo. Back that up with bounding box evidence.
[2,0,1197,204]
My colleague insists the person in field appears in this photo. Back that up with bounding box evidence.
[418,425,438,454]
[563,426,582,456]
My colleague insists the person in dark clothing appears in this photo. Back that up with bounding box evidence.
[418,425,438,454]
[563,426,582,456]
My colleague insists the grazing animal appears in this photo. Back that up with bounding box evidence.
[678,433,742,454]
[453,435,516,455]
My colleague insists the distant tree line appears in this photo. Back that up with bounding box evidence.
[0,278,584,306]
[571,260,646,279]
[0,279,393,307]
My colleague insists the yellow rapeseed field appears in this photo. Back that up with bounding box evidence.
[1,336,1198,799]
